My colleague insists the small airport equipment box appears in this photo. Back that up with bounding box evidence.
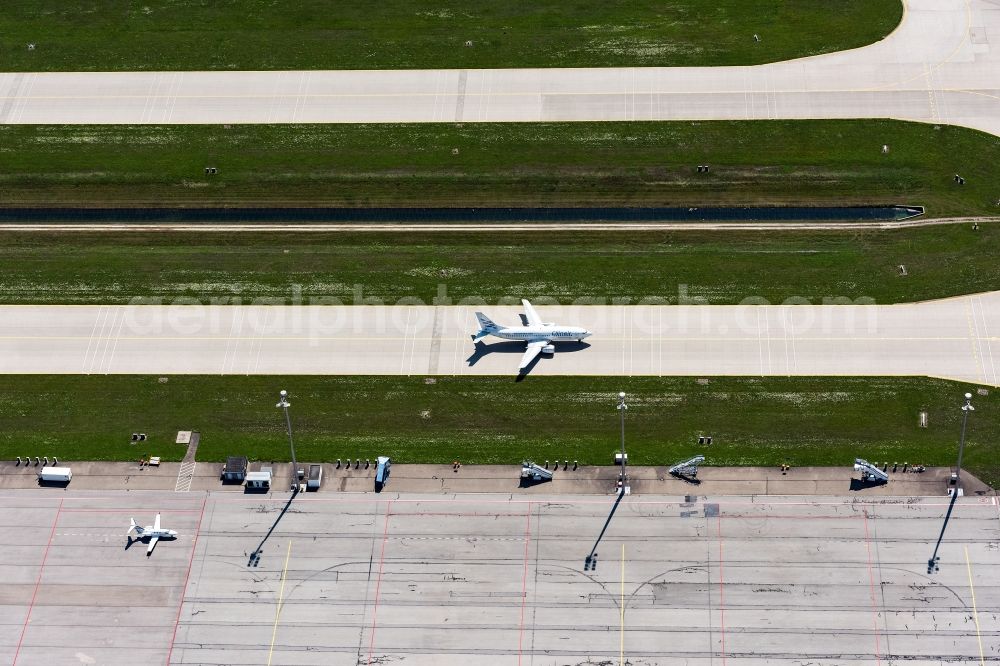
[222,456,248,482]
[245,468,272,489]
[308,464,323,489]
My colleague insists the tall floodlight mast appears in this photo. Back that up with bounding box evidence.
[276,389,300,494]
[927,393,975,573]
[618,392,628,495]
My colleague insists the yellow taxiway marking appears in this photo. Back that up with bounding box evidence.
[0,83,991,102]
[868,0,971,93]
[967,300,987,383]
[0,335,997,342]
[267,541,293,666]
[620,543,626,666]
[964,546,985,666]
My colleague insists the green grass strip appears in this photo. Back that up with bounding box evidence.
[0,121,996,216]
[0,224,997,305]
[0,375,994,487]
[1,0,901,71]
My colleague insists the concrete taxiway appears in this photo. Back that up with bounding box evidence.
[0,490,996,665]
[1,0,998,136]
[1,292,998,384]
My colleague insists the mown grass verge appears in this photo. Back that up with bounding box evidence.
[0,375,994,487]
[0,121,997,215]
[0,224,998,305]
[1,0,902,71]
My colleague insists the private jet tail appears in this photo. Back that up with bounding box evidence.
[128,517,142,536]
[472,312,500,341]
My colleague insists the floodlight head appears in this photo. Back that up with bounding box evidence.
[276,389,290,408]
[618,392,626,398]
[965,392,972,400]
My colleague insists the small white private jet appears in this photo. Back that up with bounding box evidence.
[128,513,178,556]
[473,299,592,373]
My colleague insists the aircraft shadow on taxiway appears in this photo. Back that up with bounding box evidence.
[124,534,176,551]
[465,340,591,380]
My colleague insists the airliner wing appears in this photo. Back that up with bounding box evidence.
[521,299,543,327]
[146,536,159,555]
[153,513,161,531]
[518,340,546,372]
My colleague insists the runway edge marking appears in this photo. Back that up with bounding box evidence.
[166,494,209,665]
[12,498,63,666]
[517,501,533,666]
[862,510,883,666]
[366,500,393,666]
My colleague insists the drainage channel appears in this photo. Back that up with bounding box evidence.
[0,205,925,223]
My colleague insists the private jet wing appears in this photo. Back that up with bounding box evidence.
[521,299,543,326]
[146,513,162,554]
[519,339,548,371]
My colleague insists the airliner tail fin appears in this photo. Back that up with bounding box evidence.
[475,312,499,331]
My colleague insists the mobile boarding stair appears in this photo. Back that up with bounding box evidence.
[669,455,705,482]
[521,460,554,483]
[853,458,889,484]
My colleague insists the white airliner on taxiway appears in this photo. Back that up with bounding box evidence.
[128,513,178,556]
[473,299,592,373]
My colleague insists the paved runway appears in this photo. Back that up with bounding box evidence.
[1,292,998,384]
[1,0,998,136]
[1,490,996,665]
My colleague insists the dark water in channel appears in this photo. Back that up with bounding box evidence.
[0,205,924,223]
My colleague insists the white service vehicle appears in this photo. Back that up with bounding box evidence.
[473,299,592,373]
[38,466,72,483]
